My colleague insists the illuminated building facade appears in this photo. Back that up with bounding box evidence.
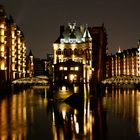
[26,51,53,78]
[26,50,34,77]
[53,23,92,84]
[106,40,140,78]
[0,5,26,82]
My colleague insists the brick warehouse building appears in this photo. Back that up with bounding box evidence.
[0,5,26,82]
[106,41,140,78]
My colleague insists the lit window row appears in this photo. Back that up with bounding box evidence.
[70,67,79,71]
[59,66,79,71]
[59,66,67,71]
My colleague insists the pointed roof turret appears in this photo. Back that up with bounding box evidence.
[29,50,33,56]
[82,24,92,42]
[118,47,121,53]
[138,40,140,52]
[138,40,140,46]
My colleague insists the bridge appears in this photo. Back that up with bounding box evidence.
[102,75,140,85]
[12,76,49,86]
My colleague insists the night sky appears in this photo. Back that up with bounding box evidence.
[1,0,140,58]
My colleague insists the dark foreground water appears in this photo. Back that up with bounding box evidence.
[0,85,140,140]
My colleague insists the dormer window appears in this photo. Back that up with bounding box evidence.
[60,38,65,43]
[69,38,76,43]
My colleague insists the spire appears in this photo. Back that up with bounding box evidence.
[82,24,92,42]
[118,47,121,53]
[29,50,33,56]
[138,40,140,47]
[138,40,140,51]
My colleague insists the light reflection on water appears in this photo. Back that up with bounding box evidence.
[0,86,140,139]
[102,87,140,139]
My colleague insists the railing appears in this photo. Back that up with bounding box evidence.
[12,76,49,85]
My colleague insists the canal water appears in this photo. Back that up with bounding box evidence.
[0,85,140,140]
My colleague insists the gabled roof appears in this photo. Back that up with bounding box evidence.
[54,23,92,44]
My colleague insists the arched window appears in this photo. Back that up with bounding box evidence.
[64,48,67,56]
[86,49,90,59]
[68,48,73,56]
[74,48,78,55]
[63,48,73,56]
[78,49,84,55]
[56,48,61,55]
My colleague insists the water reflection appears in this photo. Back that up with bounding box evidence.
[0,88,48,140]
[0,91,27,140]
[47,84,105,140]
[0,85,140,139]
[103,87,140,137]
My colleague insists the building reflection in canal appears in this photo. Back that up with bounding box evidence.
[0,85,140,139]
[103,86,140,136]
[0,90,28,140]
[48,83,95,140]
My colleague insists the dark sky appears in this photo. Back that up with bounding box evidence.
[1,0,140,58]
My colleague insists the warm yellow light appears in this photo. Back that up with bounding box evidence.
[69,74,75,81]
[59,66,63,70]
[62,86,66,91]
[75,122,79,134]
[12,39,15,44]
[0,24,4,28]
[53,44,58,50]
[1,52,4,57]
[0,28,4,35]
[0,36,5,43]
[0,45,4,51]
[64,76,67,79]
[0,62,5,70]
[75,66,79,71]
[64,67,67,71]
[62,109,66,120]
[12,31,15,38]
[74,86,79,93]
[71,44,76,50]
[70,67,74,70]
[12,51,15,56]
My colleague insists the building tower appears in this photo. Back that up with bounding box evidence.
[28,50,34,77]
[89,25,107,83]
[53,23,92,83]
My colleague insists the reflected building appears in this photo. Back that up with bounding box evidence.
[0,88,48,140]
[0,91,27,139]
[46,83,109,140]
[48,83,96,140]
[0,5,26,82]
[103,86,140,136]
